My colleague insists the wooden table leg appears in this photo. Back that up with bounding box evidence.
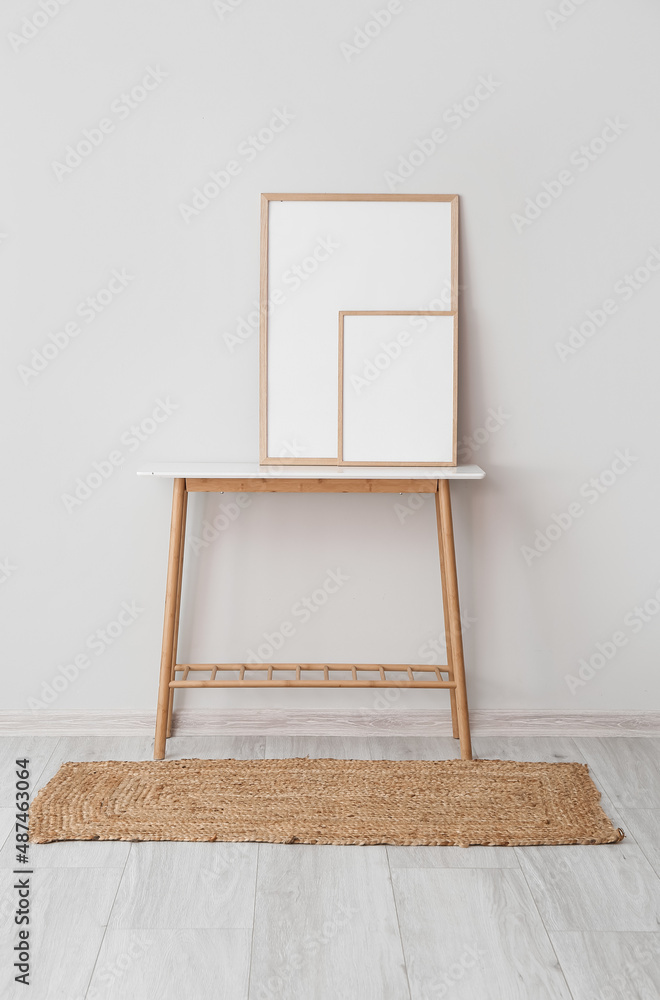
[166,489,188,739]
[436,491,460,741]
[154,478,186,760]
[435,481,472,760]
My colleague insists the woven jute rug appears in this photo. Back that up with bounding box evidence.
[29,757,624,847]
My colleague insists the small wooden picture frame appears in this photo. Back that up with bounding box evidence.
[338,312,457,466]
[260,193,459,466]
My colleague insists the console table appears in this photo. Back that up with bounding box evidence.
[138,463,484,761]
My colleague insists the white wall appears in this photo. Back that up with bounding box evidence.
[3,0,660,716]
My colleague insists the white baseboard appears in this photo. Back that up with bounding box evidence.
[0,709,659,737]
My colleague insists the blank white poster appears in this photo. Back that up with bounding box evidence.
[341,313,456,464]
[265,198,454,461]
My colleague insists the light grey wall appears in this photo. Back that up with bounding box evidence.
[3,0,659,714]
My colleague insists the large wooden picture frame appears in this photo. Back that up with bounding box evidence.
[259,193,459,466]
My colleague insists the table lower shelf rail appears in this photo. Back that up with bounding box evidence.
[170,663,456,689]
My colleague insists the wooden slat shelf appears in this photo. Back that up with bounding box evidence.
[169,663,454,689]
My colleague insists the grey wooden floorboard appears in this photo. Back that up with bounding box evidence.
[249,843,410,1000]
[109,841,257,929]
[619,809,660,877]
[165,734,266,760]
[19,833,126,873]
[391,867,572,1000]
[366,735,460,760]
[0,808,13,851]
[387,843,519,870]
[0,867,123,1000]
[550,931,660,1000]
[33,734,265,784]
[516,841,660,931]
[574,737,660,809]
[0,873,17,927]
[0,825,131,871]
[86,928,252,1000]
[471,735,586,764]
[265,734,373,758]
[0,736,59,806]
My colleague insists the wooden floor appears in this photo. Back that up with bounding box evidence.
[2,735,660,999]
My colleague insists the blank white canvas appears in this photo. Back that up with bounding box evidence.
[266,199,453,460]
[341,314,455,464]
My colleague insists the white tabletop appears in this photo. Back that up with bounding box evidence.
[137,463,485,480]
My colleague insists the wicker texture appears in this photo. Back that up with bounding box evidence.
[29,758,624,847]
